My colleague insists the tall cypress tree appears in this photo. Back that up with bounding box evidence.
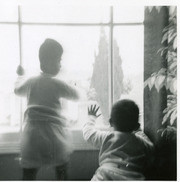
[90,28,124,121]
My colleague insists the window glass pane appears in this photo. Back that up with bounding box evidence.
[0,25,20,134]
[0,3,18,22]
[113,26,144,126]
[21,5,110,23]
[114,6,144,23]
[22,26,110,128]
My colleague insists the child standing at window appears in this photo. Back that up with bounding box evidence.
[15,39,79,180]
[83,100,154,180]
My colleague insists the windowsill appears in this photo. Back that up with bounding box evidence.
[0,129,99,154]
[0,142,20,154]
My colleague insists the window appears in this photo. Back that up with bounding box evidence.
[114,26,144,125]
[0,25,20,133]
[0,3,144,152]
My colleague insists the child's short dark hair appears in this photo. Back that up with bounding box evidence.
[110,99,140,132]
[39,39,63,74]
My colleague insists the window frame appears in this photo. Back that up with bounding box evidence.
[0,5,144,153]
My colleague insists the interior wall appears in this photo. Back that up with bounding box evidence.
[144,7,169,143]
[0,150,99,180]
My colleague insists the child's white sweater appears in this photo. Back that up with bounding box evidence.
[14,73,79,168]
[83,115,154,180]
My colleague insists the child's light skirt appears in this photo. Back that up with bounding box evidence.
[20,118,73,168]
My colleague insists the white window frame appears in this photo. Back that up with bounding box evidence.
[0,6,144,153]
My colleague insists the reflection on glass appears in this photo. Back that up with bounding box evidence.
[114,26,144,126]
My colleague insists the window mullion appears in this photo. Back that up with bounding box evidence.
[18,6,23,134]
[109,6,114,113]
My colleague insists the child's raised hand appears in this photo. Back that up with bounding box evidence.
[16,65,25,76]
[88,105,101,118]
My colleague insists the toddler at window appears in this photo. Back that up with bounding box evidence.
[83,99,154,180]
[14,38,79,180]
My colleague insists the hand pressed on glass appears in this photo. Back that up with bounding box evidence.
[88,105,101,118]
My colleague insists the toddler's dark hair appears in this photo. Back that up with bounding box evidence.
[110,99,140,132]
[39,38,63,74]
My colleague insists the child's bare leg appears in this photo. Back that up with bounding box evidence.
[55,163,68,180]
[23,168,38,180]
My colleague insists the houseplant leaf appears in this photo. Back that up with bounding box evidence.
[161,31,168,43]
[162,107,176,125]
[148,75,156,90]
[173,37,177,50]
[169,78,177,94]
[155,75,166,92]
[170,110,177,125]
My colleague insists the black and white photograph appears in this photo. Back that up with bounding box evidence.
[0,0,178,180]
